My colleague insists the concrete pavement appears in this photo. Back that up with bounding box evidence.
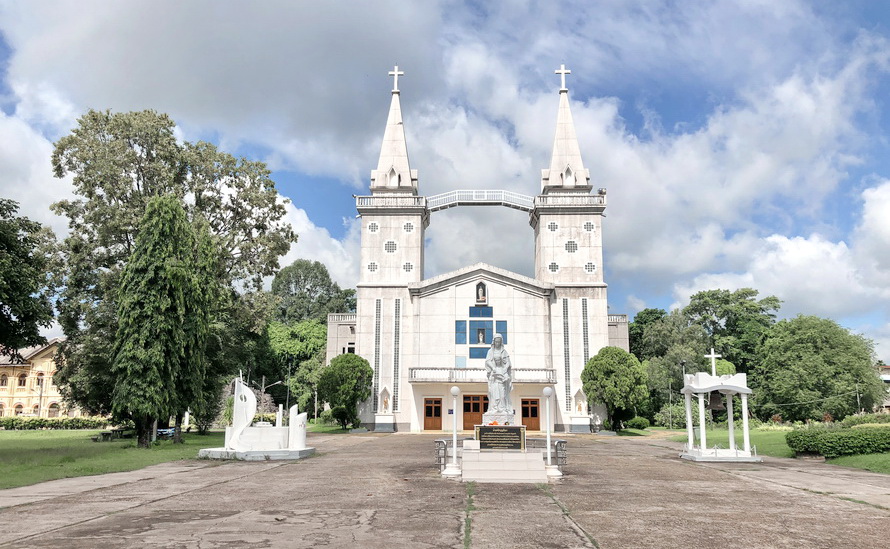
[1,432,888,548]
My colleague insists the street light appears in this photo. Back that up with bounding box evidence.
[443,386,462,478]
[543,386,553,467]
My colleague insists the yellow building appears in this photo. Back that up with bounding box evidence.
[0,338,80,418]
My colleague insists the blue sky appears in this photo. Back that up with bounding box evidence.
[2,1,890,358]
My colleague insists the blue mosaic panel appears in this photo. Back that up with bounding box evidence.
[469,320,493,344]
[469,306,493,318]
[469,347,488,359]
[454,320,466,344]
[454,356,467,368]
[495,321,508,344]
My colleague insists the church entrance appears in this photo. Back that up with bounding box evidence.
[424,398,442,430]
[462,394,489,429]
[521,399,540,431]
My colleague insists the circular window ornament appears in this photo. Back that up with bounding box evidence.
[585,262,597,273]
[547,222,559,232]
[548,262,559,273]
[584,221,595,232]
[368,222,379,233]
[403,222,414,233]
[367,262,378,273]
[384,241,398,253]
[565,241,578,253]
[403,262,413,272]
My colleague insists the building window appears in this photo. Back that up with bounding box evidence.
[403,222,414,233]
[547,222,558,232]
[36,373,44,387]
[455,321,467,344]
[584,221,595,232]
[373,299,382,412]
[368,222,379,233]
[403,262,413,272]
[14,404,23,416]
[0,374,7,387]
[48,403,60,418]
[367,262,378,273]
[32,405,39,415]
[584,263,597,273]
[565,241,578,253]
[562,299,571,411]
[384,240,397,253]
[17,374,27,387]
[393,298,401,412]
[548,262,559,273]
[0,404,4,416]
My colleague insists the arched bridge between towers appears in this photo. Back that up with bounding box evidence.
[426,190,534,212]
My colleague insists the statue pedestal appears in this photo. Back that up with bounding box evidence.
[374,413,395,432]
[570,415,592,433]
[481,411,516,426]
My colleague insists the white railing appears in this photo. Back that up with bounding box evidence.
[607,314,627,324]
[355,196,426,208]
[408,367,556,384]
[427,190,535,212]
[534,195,606,207]
[328,313,357,322]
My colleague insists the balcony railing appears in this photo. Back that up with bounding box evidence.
[534,194,606,207]
[426,190,535,212]
[408,367,556,384]
[355,196,426,208]
[328,313,357,323]
[608,314,627,323]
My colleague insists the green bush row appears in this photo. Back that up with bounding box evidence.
[626,416,650,430]
[851,423,890,430]
[0,416,113,430]
[785,426,890,458]
[840,412,890,428]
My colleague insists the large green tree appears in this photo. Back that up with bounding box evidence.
[271,259,355,323]
[111,196,211,447]
[269,319,327,417]
[0,199,55,357]
[751,315,885,422]
[683,288,781,372]
[51,109,296,414]
[628,307,667,361]
[318,353,373,429]
[582,346,648,429]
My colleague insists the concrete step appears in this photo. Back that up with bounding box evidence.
[461,451,548,483]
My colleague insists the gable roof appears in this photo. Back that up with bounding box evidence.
[0,337,64,366]
[408,263,554,298]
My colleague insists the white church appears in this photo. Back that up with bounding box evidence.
[326,66,629,433]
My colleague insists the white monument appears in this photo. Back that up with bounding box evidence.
[481,334,515,425]
[679,349,761,462]
[198,377,315,461]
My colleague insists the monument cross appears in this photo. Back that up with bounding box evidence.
[705,348,722,376]
[555,64,571,91]
[389,65,404,92]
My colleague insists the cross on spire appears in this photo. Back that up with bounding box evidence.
[555,64,571,91]
[389,65,404,92]
[705,348,722,376]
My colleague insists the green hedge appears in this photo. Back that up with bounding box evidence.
[840,412,890,428]
[626,416,650,430]
[0,416,113,430]
[786,426,890,458]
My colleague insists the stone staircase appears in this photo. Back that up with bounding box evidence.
[460,450,548,483]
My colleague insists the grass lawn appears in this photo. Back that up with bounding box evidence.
[307,420,350,434]
[826,454,890,475]
[0,429,225,490]
[668,429,795,458]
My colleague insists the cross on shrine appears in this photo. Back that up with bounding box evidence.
[705,348,722,376]
[555,64,571,91]
[389,65,404,92]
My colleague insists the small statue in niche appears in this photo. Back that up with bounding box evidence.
[383,396,389,413]
[476,282,487,303]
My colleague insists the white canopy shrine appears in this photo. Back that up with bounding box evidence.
[679,349,762,462]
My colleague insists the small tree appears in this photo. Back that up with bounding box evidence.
[317,353,373,429]
[582,346,648,429]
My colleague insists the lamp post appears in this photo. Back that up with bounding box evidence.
[443,386,462,478]
[543,387,553,466]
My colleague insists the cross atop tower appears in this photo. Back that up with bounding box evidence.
[555,64,571,91]
[705,348,722,376]
[389,65,404,92]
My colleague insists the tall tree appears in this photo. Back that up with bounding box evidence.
[582,346,648,429]
[51,109,296,414]
[628,308,667,361]
[318,353,373,429]
[751,315,885,422]
[683,288,781,372]
[0,199,54,357]
[269,319,327,417]
[111,196,209,447]
[271,259,355,323]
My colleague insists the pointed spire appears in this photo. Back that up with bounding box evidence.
[371,65,418,194]
[541,64,590,193]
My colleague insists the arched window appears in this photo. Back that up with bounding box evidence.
[0,404,5,416]
[0,374,7,387]
[48,403,60,418]
[32,404,39,415]
[14,404,23,416]
[36,372,45,387]
[17,373,27,387]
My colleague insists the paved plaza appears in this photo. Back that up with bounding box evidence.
[1,432,888,548]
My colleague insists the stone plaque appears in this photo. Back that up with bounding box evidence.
[475,425,526,451]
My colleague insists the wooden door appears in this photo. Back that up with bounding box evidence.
[463,395,489,429]
[424,398,442,430]
[521,399,540,431]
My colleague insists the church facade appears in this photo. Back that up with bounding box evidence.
[326,66,628,432]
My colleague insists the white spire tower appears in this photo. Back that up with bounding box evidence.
[370,65,418,194]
